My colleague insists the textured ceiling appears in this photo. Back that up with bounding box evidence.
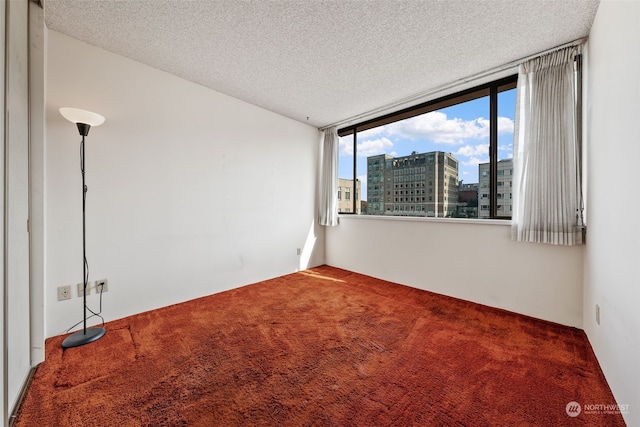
[44,0,599,128]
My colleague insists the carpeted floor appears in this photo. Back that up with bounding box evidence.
[15,266,626,426]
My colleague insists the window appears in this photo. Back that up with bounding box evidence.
[345,187,351,201]
[338,75,516,219]
[337,187,341,201]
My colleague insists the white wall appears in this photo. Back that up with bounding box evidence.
[584,0,640,424]
[326,216,583,327]
[45,30,324,337]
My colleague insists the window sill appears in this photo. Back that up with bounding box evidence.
[337,214,511,226]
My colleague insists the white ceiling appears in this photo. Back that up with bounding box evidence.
[44,0,600,128]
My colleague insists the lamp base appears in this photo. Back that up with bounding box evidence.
[61,327,106,349]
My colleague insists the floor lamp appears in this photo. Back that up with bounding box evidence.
[60,107,107,349]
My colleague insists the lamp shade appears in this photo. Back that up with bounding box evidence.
[59,107,105,127]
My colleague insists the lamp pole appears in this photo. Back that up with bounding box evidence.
[60,109,107,349]
[80,125,88,335]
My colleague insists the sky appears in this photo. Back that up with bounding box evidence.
[338,88,516,200]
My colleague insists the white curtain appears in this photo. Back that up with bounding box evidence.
[511,46,584,245]
[318,127,339,226]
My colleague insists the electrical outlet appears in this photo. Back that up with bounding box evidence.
[57,285,72,301]
[596,304,600,325]
[77,282,92,297]
[297,248,302,256]
[96,279,109,293]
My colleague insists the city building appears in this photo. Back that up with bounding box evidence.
[367,151,459,217]
[337,178,361,214]
[455,182,479,218]
[478,159,513,218]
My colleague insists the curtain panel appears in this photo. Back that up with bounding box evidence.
[318,127,339,226]
[511,46,584,245]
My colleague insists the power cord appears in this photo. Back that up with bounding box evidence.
[64,278,105,334]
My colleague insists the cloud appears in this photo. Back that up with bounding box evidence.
[384,112,514,145]
[386,112,487,144]
[497,116,514,134]
[339,136,354,156]
[460,157,486,167]
[498,143,513,153]
[358,127,386,139]
[357,137,394,157]
[456,144,489,157]
[454,144,489,168]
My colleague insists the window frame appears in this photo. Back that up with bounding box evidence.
[338,74,517,219]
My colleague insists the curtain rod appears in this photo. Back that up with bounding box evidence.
[320,37,587,132]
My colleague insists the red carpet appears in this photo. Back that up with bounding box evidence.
[15,266,626,426]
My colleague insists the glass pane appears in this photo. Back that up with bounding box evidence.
[357,96,490,218]
[496,88,516,218]
[338,134,358,214]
